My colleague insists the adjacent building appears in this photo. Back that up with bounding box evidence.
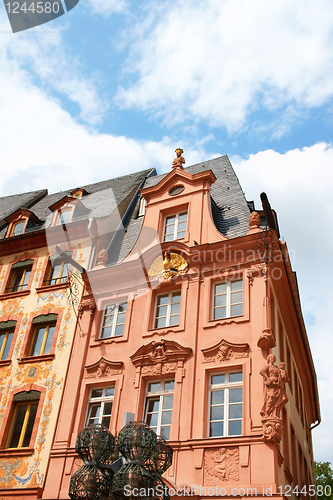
[0,168,154,499]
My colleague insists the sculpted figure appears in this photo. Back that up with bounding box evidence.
[172,148,185,169]
[260,354,289,418]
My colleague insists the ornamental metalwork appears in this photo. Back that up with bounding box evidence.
[69,421,173,500]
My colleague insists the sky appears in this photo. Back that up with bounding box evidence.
[0,0,332,463]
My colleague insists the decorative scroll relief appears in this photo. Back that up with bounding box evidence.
[141,363,178,376]
[202,339,249,363]
[204,447,239,485]
[260,354,290,442]
[85,357,123,379]
[246,264,268,285]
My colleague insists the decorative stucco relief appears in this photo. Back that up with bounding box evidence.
[85,357,123,378]
[204,447,239,485]
[202,339,249,363]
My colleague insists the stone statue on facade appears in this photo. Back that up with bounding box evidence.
[172,148,185,169]
[260,354,289,418]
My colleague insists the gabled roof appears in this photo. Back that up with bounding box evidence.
[108,155,251,265]
[0,169,156,239]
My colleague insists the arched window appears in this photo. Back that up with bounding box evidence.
[6,391,41,449]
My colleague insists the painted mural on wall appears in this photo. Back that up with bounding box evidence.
[0,249,87,489]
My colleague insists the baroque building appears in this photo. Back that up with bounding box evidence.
[0,153,320,500]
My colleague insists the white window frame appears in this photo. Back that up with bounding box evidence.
[99,302,127,338]
[144,380,174,440]
[85,386,115,428]
[154,291,181,329]
[212,279,243,320]
[208,371,243,438]
[163,211,188,241]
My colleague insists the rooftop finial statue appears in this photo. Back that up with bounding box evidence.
[172,148,185,169]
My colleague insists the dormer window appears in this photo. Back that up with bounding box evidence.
[56,209,72,226]
[163,212,187,242]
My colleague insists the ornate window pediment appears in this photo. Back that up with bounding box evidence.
[85,357,123,379]
[202,339,249,363]
[131,340,191,387]
[131,339,191,368]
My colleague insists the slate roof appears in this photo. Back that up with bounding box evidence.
[0,169,156,238]
[108,155,251,265]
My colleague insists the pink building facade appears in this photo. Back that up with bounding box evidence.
[40,154,320,499]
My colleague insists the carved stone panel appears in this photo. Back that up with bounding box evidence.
[202,339,249,363]
[204,447,239,485]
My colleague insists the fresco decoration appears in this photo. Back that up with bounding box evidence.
[0,458,28,489]
[34,259,44,286]
[10,251,39,263]
[77,243,85,266]
[37,289,66,305]
[0,376,14,428]
[0,268,6,290]
[13,460,43,488]
[0,298,24,318]
[0,368,63,489]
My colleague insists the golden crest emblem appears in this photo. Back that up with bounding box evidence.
[148,251,188,279]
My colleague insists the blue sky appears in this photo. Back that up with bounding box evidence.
[0,0,333,463]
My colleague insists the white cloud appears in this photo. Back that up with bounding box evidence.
[233,143,333,461]
[87,0,127,17]
[0,12,106,125]
[117,0,333,133]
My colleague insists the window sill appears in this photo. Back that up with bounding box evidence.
[0,290,30,300]
[0,448,34,457]
[0,360,11,367]
[92,336,125,346]
[144,324,184,337]
[18,354,55,364]
[36,282,69,293]
[203,315,247,329]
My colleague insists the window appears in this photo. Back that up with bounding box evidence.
[43,255,70,286]
[144,380,174,440]
[209,372,243,437]
[100,302,127,338]
[163,212,187,241]
[28,315,57,356]
[86,387,114,428]
[138,197,147,216]
[10,221,26,237]
[154,292,181,328]
[0,321,15,361]
[6,391,40,449]
[213,280,243,320]
[6,260,33,293]
[56,209,72,226]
